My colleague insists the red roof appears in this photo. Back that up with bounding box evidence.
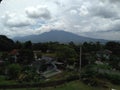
[10,49,19,55]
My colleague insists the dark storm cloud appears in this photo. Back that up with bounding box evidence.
[108,0,120,3]
[89,5,118,18]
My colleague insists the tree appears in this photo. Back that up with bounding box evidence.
[32,43,48,52]
[105,41,120,55]
[17,49,34,65]
[1,52,8,61]
[56,45,77,65]
[14,41,22,49]
[0,35,15,51]
[82,42,102,53]
[109,55,120,70]
[7,64,21,79]
[32,43,42,50]
[23,41,32,49]
[69,41,79,54]
[95,42,102,51]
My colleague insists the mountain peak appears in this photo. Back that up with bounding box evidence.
[13,30,108,43]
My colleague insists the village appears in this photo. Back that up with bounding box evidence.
[0,35,119,90]
[0,36,119,90]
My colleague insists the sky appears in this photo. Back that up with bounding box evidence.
[0,0,120,40]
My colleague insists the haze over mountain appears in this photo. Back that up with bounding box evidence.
[13,30,108,43]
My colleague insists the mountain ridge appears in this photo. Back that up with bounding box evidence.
[13,30,108,43]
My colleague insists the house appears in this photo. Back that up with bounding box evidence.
[31,56,62,77]
[9,49,19,63]
[95,58,103,65]
[33,50,42,60]
[0,60,4,65]
[96,49,112,60]
[32,56,56,72]
[95,49,112,65]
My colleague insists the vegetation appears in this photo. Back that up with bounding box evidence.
[7,64,22,80]
[0,35,14,51]
[56,45,77,65]
[2,81,120,90]
[0,35,120,89]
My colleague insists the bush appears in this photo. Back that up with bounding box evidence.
[7,64,21,80]
[96,70,120,84]
[106,73,120,84]
[80,65,98,86]
[81,64,120,86]
[0,76,6,81]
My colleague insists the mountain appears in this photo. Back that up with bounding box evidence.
[13,30,108,43]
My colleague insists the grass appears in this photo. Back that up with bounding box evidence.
[1,80,120,90]
[0,79,17,85]
[42,81,106,90]
[48,71,79,81]
[42,53,56,57]
[0,76,17,85]
[0,71,120,90]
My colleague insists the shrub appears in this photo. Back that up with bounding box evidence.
[7,64,21,80]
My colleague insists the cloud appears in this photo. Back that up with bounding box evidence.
[84,31,120,40]
[79,4,89,16]
[100,20,120,32]
[70,9,78,15]
[90,7,118,18]
[34,17,66,34]
[2,12,34,28]
[86,1,119,19]
[108,0,120,3]
[8,28,37,37]
[25,6,51,20]
[0,0,120,40]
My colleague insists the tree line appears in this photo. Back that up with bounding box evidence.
[0,35,120,84]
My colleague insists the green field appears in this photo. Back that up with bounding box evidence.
[1,81,120,90]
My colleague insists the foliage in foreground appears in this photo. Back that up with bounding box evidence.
[2,81,120,90]
[81,64,120,86]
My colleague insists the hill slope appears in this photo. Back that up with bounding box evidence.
[13,30,108,43]
[0,35,14,51]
